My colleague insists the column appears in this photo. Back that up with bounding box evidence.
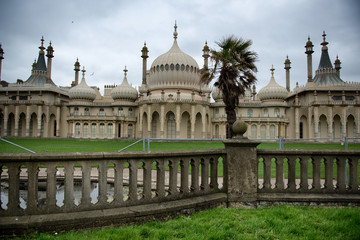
[44,105,49,137]
[295,107,299,138]
[37,105,42,137]
[342,108,347,137]
[202,106,206,139]
[147,104,152,137]
[313,106,319,138]
[3,105,8,136]
[26,105,31,137]
[160,104,165,138]
[266,124,270,139]
[190,105,195,139]
[14,105,19,137]
[327,106,333,138]
[307,106,312,138]
[176,104,181,139]
[56,106,60,137]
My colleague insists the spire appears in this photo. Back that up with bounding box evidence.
[270,65,275,77]
[39,36,45,54]
[124,66,128,77]
[321,31,328,51]
[173,21,178,40]
[35,37,47,71]
[318,31,333,69]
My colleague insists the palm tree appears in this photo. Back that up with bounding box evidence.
[202,35,258,138]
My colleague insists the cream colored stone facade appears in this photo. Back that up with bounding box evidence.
[0,30,359,140]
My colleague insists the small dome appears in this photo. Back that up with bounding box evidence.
[212,87,223,101]
[111,68,138,101]
[68,68,96,101]
[258,66,288,101]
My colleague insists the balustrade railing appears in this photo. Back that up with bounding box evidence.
[0,150,226,217]
[257,149,359,194]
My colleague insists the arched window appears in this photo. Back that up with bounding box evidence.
[215,125,219,138]
[118,107,123,116]
[128,124,133,138]
[128,108,133,117]
[99,109,105,116]
[167,112,176,138]
[108,124,113,138]
[83,123,89,138]
[99,123,105,138]
[251,125,257,139]
[91,123,96,138]
[74,107,79,116]
[75,123,81,137]
[274,108,280,117]
[248,109,253,117]
[270,125,275,139]
[84,108,89,116]
[264,109,269,118]
[260,125,266,139]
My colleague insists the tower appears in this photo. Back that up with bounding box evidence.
[46,42,54,82]
[141,42,149,85]
[334,55,341,77]
[0,44,4,81]
[305,36,314,82]
[74,58,80,86]
[202,41,210,69]
[284,55,291,92]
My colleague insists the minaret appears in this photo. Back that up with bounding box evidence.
[334,55,341,77]
[46,41,54,82]
[305,36,314,82]
[202,41,210,69]
[74,58,80,86]
[141,42,149,85]
[284,55,291,92]
[0,44,4,81]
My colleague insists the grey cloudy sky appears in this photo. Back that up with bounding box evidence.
[0,0,359,93]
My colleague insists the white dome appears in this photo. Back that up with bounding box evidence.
[68,70,96,101]
[111,69,138,101]
[147,25,201,92]
[258,66,288,101]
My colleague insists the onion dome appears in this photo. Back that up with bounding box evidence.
[212,87,223,102]
[111,67,138,101]
[147,23,201,92]
[258,66,288,101]
[68,67,96,100]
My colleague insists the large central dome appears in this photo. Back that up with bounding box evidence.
[147,24,201,92]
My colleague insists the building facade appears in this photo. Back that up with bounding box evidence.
[0,28,359,140]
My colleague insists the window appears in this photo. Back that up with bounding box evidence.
[274,108,280,117]
[270,125,275,139]
[75,123,80,137]
[215,125,219,138]
[248,109,253,117]
[99,109,105,116]
[260,125,266,139]
[128,124,133,138]
[99,123,105,138]
[251,125,257,139]
[215,109,220,118]
[91,123,96,138]
[118,107,123,116]
[108,124,113,138]
[74,107,79,116]
[264,109,269,118]
[128,108,133,117]
[84,108,89,116]
[167,113,176,138]
[83,123,88,138]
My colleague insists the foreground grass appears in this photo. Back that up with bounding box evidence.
[18,206,360,240]
[1,138,359,153]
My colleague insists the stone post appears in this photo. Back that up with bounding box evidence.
[223,119,260,206]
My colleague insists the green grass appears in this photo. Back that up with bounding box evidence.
[18,205,360,240]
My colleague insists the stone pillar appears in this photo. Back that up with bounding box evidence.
[202,106,206,139]
[3,105,8,137]
[328,106,333,138]
[26,105,31,137]
[314,106,319,138]
[190,105,195,139]
[342,108,347,137]
[223,136,260,205]
[176,104,181,139]
[295,107,299,139]
[44,105,49,137]
[147,104,152,137]
[160,104,165,138]
[14,105,19,137]
[56,106,60,137]
[308,106,312,138]
[37,105,42,137]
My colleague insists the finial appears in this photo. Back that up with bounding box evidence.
[308,36,310,41]
[39,36,45,53]
[82,66,86,78]
[173,21,178,40]
[322,31,326,42]
[270,65,275,76]
[321,31,328,49]
[124,66,128,77]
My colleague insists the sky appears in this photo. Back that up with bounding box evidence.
[0,0,359,94]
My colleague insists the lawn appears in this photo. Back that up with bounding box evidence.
[17,205,360,240]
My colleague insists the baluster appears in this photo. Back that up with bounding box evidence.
[98,161,108,205]
[324,157,334,192]
[275,157,284,190]
[7,164,20,214]
[142,160,152,201]
[200,158,209,192]
[128,160,138,201]
[64,162,74,210]
[336,157,346,192]
[209,157,218,191]
[168,159,178,196]
[82,162,91,206]
[26,163,38,213]
[190,158,199,193]
[156,160,165,199]
[348,158,358,193]
[113,161,124,204]
[300,157,309,191]
[287,157,296,191]
[45,163,57,211]
[180,159,189,195]
[263,157,271,190]
[311,157,321,191]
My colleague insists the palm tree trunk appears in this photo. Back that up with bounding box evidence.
[225,106,236,138]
